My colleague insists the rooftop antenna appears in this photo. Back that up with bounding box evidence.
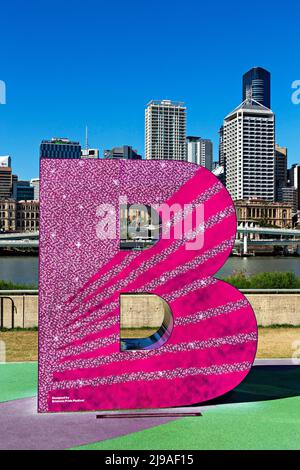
[85,125,89,150]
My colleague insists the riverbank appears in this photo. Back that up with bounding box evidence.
[1,271,300,291]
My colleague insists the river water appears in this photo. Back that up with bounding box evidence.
[0,255,299,286]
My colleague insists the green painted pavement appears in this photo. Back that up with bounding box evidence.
[1,362,300,449]
[73,396,300,450]
[0,362,37,403]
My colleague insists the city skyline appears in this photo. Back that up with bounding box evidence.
[1,1,300,180]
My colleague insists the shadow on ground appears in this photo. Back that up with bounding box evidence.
[197,366,300,406]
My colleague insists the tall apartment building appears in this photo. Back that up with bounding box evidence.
[275,145,287,200]
[242,67,271,109]
[0,156,13,199]
[223,98,275,201]
[287,164,300,210]
[40,138,81,159]
[218,125,224,166]
[186,136,213,170]
[145,100,186,160]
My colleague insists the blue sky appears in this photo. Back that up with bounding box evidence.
[0,0,300,179]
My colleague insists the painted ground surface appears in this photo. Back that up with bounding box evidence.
[0,362,300,450]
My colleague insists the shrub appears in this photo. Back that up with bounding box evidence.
[0,280,37,290]
[222,271,300,289]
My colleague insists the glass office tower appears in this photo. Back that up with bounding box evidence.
[40,138,81,159]
[242,67,271,109]
[13,180,34,201]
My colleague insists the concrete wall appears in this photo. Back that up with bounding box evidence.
[120,294,165,329]
[1,293,300,328]
[245,294,300,326]
[121,294,300,328]
[0,295,38,328]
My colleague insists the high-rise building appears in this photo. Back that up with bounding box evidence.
[186,136,213,170]
[40,138,81,159]
[287,164,300,210]
[12,179,34,201]
[0,157,13,199]
[103,146,142,160]
[277,186,297,213]
[145,100,186,160]
[218,125,226,185]
[212,163,225,185]
[0,156,11,168]
[223,98,275,201]
[275,145,287,200]
[30,178,40,200]
[218,125,224,166]
[242,67,271,109]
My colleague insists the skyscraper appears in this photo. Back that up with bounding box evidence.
[242,67,271,109]
[277,186,297,213]
[145,100,186,160]
[288,164,300,210]
[275,145,287,201]
[0,156,13,199]
[186,136,213,170]
[40,138,81,159]
[218,125,224,166]
[223,98,275,201]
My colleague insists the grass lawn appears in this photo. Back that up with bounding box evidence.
[121,328,158,338]
[0,327,300,361]
[0,330,38,362]
[257,327,300,358]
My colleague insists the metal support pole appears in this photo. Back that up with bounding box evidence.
[243,233,248,255]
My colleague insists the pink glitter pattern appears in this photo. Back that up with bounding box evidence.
[39,159,258,412]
